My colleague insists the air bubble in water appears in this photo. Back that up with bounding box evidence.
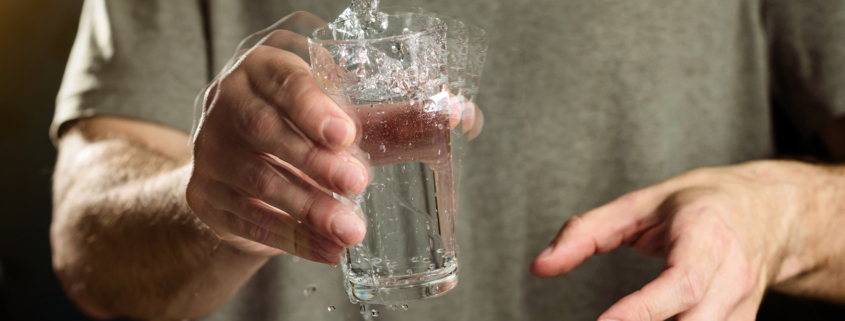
[328,306,335,312]
[372,309,379,317]
[438,124,444,129]
[388,304,398,310]
[402,304,409,310]
[303,285,317,296]
[378,144,386,152]
[411,257,420,262]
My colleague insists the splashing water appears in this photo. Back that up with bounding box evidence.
[332,0,388,39]
[303,285,317,297]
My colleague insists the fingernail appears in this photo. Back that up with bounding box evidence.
[538,243,556,261]
[331,214,365,247]
[323,117,353,147]
[333,161,365,194]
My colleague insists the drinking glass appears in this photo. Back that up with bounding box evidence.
[309,13,460,305]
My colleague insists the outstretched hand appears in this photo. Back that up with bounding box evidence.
[531,161,832,321]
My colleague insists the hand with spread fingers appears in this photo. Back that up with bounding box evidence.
[531,160,845,321]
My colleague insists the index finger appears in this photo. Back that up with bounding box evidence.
[529,169,713,277]
[244,47,356,149]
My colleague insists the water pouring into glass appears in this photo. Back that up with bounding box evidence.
[308,1,488,305]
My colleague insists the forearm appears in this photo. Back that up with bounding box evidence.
[52,129,268,320]
[770,162,845,303]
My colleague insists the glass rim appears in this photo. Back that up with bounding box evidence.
[309,13,445,45]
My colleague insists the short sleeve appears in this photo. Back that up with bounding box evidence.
[766,0,845,142]
[52,0,208,141]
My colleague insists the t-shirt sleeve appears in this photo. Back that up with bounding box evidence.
[51,0,208,141]
[766,0,845,141]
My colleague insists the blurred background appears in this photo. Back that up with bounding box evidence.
[0,0,92,319]
[0,0,843,320]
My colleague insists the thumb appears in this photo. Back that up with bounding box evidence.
[529,189,669,278]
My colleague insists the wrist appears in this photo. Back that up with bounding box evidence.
[770,162,845,296]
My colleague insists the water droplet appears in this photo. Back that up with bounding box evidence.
[388,304,398,310]
[411,257,420,262]
[372,309,379,317]
[402,28,411,35]
[327,306,335,312]
[423,258,431,263]
[339,58,347,68]
[402,304,409,310]
[406,269,413,274]
[360,305,366,314]
[356,66,366,77]
[437,248,445,253]
[402,165,406,173]
[438,124,444,129]
[378,144,386,152]
[429,264,436,270]
[303,285,317,296]
[371,258,383,264]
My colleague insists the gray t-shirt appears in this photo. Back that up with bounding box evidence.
[54,0,845,320]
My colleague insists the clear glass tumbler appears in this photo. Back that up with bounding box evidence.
[309,13,460,305]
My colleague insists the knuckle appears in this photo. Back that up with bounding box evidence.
[680,268,706,305]
[253,209,277,230]
[244,45,273,66]
[630,298,657,321]
[564,214,588,234]
[616,191,643,208]
[298,190,324,226]
[277,67,312,93]
[244,161,279,199]
[242,107,281,140]
[300,146,325,174]
[246,221,273,245]
[266,30,297,45]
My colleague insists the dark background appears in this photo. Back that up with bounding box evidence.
[0,0,843,320]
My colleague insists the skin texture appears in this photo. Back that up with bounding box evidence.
[51,28,481,319]
[531,118,845,321]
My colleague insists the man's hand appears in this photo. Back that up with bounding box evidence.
[187,29,484,264]
[187,29,369,263]
[531,160,845,320]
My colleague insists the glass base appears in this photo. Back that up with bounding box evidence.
[346,267,459,305]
